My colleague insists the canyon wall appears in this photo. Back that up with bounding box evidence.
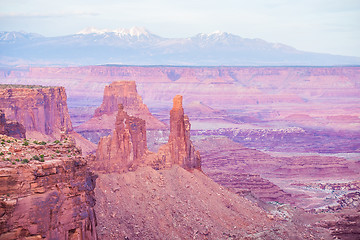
[0,85,72,140]
[2,66,359,105]
[0,134,97,240]
[2,66,359,133]
[0,85,96,154]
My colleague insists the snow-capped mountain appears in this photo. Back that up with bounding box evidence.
[0,31,43,43]
[77,26,155,37]
[0,27,359,66]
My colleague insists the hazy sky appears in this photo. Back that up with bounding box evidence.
[1,0,359,57]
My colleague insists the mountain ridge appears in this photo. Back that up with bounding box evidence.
[1,27,360,66]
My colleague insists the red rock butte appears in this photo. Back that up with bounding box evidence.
[75,80,166,144]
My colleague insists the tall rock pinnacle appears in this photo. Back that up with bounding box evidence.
[94,92,201,173]
[152,95,201,170]
[167,95,201,169]
[95,104,147,172]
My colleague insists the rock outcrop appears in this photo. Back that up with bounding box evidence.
[95,104,147,172]
[0,134,97,240]
[75,81,166,144]
[0,110,25,139]
[0,85,96,155]
[154,95,201,170]
[94,95,200,173]
[0,85,72,140]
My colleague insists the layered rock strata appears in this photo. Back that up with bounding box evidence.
[154,95,201,170]
[0,110,25,139]
[95,104,147,172]
[0,85,72,140]
[76,81,166,144]
[0,85,96,155]
[95,95,201,172]
[0,134,97,240]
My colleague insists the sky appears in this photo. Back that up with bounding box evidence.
[0,0,360,57]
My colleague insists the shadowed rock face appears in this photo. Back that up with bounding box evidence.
[0,86,72,140]
[95,104,147,172]
[0,134,97,240]
[0,110,25,139]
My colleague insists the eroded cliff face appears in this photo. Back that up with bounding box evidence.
[0,110,25,139]
[153,95,201,170]
[0,134,97,240]
[95,104,147,172]
[76,81,166,144]
[0,85,72,140]
[94,95,200,173]
[0,85,96,155]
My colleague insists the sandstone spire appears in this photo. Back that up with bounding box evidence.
[153,95,201,170]
[95,104,147,172]
[95,94,201,173]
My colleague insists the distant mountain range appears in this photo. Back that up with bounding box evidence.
[1,27,360,66]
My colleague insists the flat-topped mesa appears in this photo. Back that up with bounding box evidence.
[95,104,147,172]
[0,86,72,140]
[155,95,201,170]
[0,110,26,139]
[94,81,144,116]
[76,80,166,144]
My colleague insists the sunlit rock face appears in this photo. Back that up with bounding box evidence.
[0,135,97,240]
[95,104,147,173]
[0,86,72,140]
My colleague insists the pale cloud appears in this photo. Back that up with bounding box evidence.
[0,12,100,18]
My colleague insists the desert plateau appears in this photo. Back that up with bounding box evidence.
[0,64,359,239]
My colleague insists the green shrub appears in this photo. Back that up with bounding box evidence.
[0,152,4,156]
[39,141,46,145]
[32,155,40,160]
[23,141,29,146]
[33,140,39,144]
[53,140,60,144]
[40,159,45,162]
[21,159,29,164]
